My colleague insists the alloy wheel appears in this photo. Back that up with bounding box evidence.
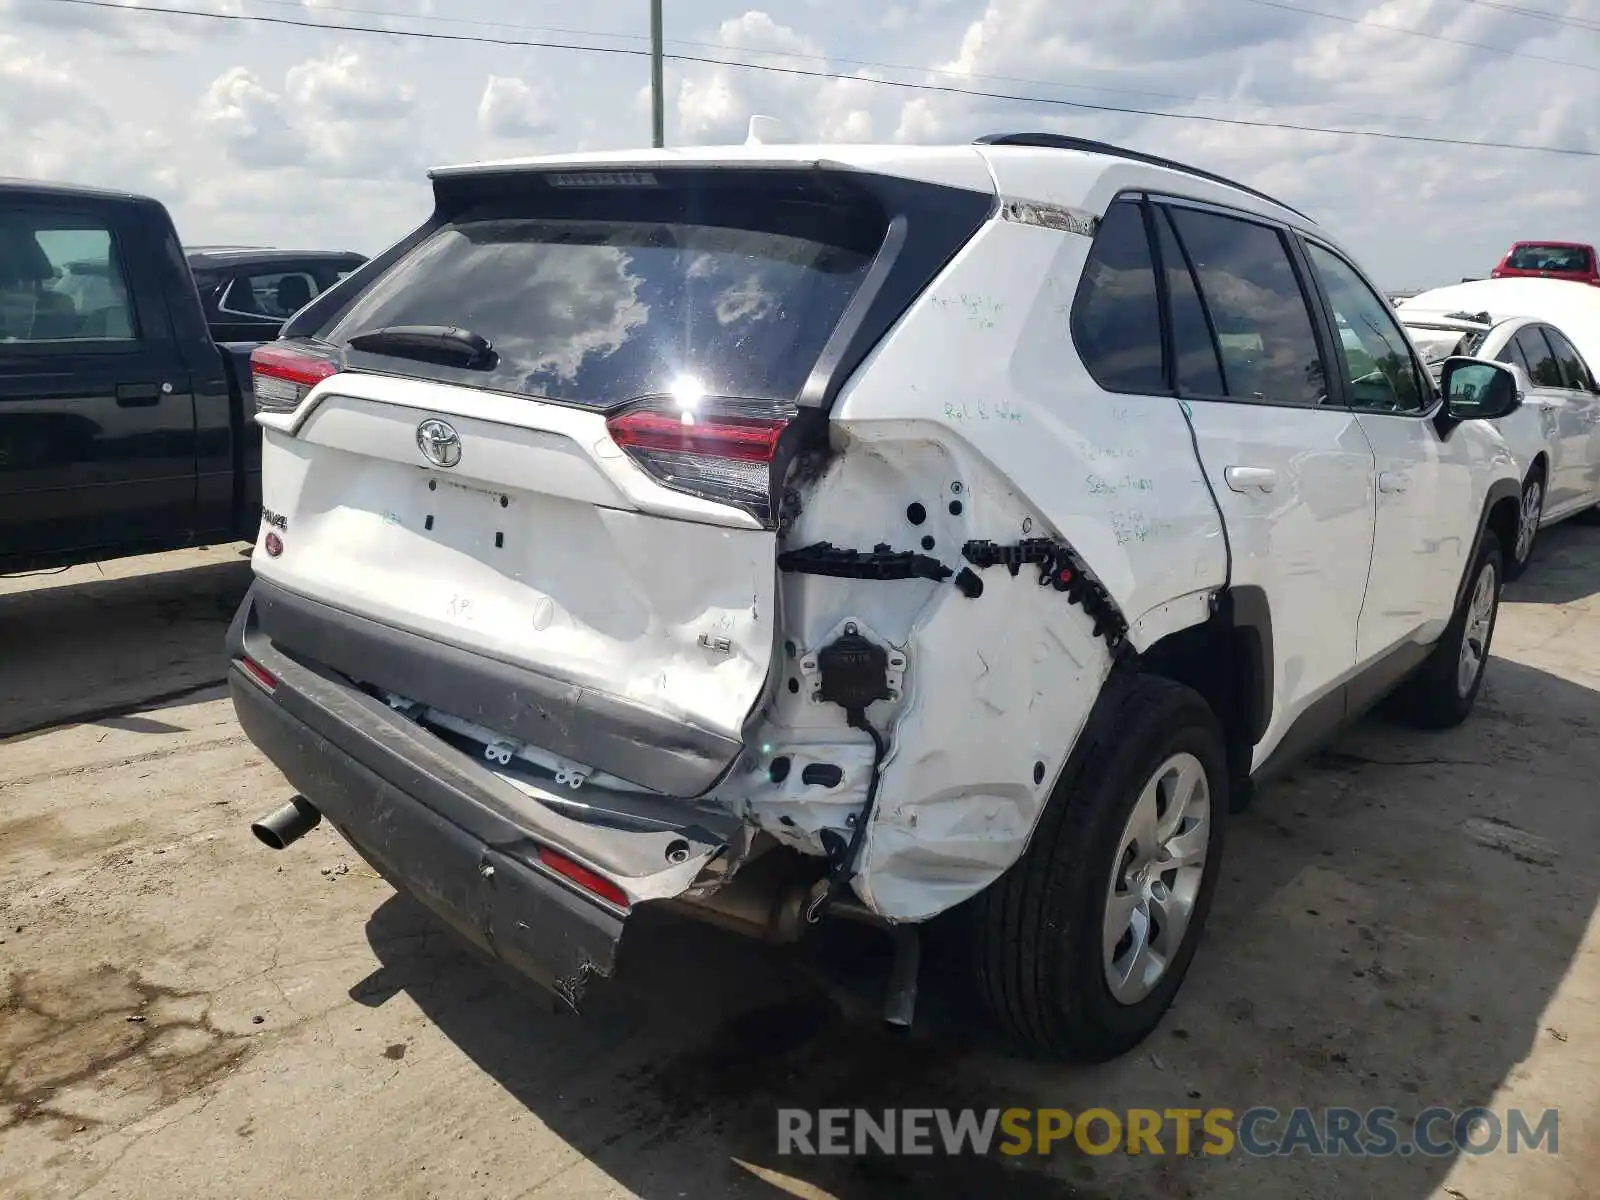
[1103,752,1212,1005]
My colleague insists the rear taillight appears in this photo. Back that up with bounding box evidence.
[605,395,794,524]
[536,846,631,910]
[251,344,338,415]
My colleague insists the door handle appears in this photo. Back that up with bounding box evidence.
[1378,471,1409,494]
[115,383,162,407]
[1223,466,1278,494]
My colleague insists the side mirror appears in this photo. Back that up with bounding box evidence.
[1439,356,1522,424]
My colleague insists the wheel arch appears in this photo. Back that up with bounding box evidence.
[1134,585,1272,801]
[1524,452,1549,486]
[1464,477,1523,610]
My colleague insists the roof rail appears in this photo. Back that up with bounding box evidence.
[972,133,1311,221]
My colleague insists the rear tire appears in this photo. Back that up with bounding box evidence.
[1389,534,1502,729]
[969,672,1228,1061]
[1505,472,1543,580]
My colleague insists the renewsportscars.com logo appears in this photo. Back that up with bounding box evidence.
[777,1106,1560,1158]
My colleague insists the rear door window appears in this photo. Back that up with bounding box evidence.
[324,177,887,408]
[1152,207,1225,396]
[1542,326,1596,391]
[1165,206,1330,407]
[1515,327,1565,388]
[221,270,320,320]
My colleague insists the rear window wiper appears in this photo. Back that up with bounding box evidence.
[346,324,496,369]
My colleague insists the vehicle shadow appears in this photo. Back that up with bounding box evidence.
[1509,519,1600,606]
[0,555,250,739]
[358,651,1600,1199]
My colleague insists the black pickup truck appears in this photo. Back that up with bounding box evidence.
[1,180,271,573]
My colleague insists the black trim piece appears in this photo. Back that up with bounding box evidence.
[779,541,949,584]
[230,673,625,1005]
[245,579,743,797]
[1228,585,1274,746]
[1344,640,1431,723]
[961,538,1132,657]
[1253,636,1431,786]
[1252,683,1346,787]
[974,133,1312,220]
[1455,479,1521,615]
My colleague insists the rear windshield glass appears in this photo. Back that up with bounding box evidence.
[1505,245,1593,272]
[323,177,886,407]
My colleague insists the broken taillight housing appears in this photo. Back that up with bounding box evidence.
[605,397,796,525]
[251,344,338,415]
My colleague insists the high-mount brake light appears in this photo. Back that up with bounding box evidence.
[605,399,794,524]
[251,345,338,415]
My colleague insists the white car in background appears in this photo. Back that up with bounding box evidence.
[1400,279,1600,575]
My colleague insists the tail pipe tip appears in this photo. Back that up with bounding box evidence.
[250,796,322,850]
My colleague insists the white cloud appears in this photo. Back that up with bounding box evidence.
[478,75,555,141]
[0,0,1594,287]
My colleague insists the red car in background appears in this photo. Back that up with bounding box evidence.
[1491,241,1600,286]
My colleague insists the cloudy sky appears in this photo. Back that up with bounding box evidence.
[3,0,1596,288]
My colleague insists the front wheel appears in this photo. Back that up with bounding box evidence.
[968,673,1228,1061]
[1390,534,1503,729]
[1506,473,1543,579]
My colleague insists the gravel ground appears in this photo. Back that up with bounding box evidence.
[2,530,1598,1200]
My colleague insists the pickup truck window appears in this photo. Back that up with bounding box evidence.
[0,214,139,345]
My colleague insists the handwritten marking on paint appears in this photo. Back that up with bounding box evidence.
[446,595,474,620]
[943,400,1024,424]
[1084,445,1141,461]
[1086,473,1156,496]
[931,293,1005,330]
[1110,510,1175,545]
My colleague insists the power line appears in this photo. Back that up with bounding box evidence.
[1239,0,1600,72]
[242,0,1446,129]
[42,0,1600,158]
[1454,0,1600,32]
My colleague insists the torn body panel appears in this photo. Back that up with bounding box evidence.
[730,215,1229,922]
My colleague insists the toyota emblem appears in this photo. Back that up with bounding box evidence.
[416,418,462,468]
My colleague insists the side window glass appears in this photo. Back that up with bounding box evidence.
[0,213,139,345]
[1516,328,1564,388]
[221,271,320,320]
[1167,207,1328,407]
[1153,208,1224,395]
[1542,327,1594,391]
[1070,200,1164,394]
[1303,242,1426,414]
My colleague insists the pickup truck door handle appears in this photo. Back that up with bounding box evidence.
[1223,466,1278,494]
[1378,471,1409,494]
[115,383,162,407]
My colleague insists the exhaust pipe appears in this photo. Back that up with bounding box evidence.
[250,796,321,850]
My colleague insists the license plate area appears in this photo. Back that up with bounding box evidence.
[411,473,516,559]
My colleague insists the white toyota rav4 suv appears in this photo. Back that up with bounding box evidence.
[231,133,1527,1061]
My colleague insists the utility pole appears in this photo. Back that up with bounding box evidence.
[650,0,665,147]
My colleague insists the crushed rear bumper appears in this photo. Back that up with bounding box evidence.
[227,583,739,1003]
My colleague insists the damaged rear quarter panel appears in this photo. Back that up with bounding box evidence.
[745,216,1228,922]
